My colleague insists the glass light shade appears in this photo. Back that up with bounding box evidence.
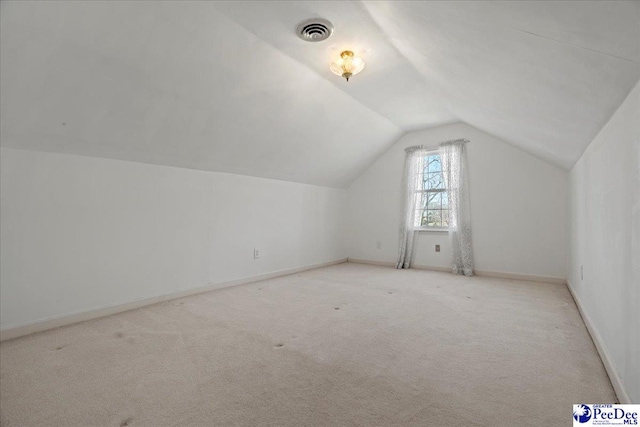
[330,51,365,81]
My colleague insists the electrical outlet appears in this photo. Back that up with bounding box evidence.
[435,244,440,252]
[376,240,381,249]
[254,248,260,259]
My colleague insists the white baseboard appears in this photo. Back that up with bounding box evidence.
[346,258,450,273]
[346,258,565,284]
[414,264,451,273]
[566,280,631,404]
[347,258,396,267]
[474,269,566,285]
[0,258,348,342]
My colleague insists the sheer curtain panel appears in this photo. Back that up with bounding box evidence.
[396,146,427,269]
[441,139,474,276]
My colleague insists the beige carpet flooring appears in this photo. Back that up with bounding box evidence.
[0,263,615,426]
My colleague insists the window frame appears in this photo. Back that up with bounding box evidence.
[414,150,450,232]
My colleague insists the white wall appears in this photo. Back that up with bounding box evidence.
[347,122,568,280]
[569,80,640,403]
[0,148,347,330]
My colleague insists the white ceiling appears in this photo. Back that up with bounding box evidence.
[1,1,638,187]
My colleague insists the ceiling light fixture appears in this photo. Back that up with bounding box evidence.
[330,51,365,82]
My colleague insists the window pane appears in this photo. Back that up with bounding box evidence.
[425,172,445,190]
[414,153,449,228]
[426,155,441,172]
[427,210,441,227]
[427,192,442,210]
[415,209,427,227]
[420,212,429,227]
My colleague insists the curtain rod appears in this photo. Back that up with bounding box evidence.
[404,138,470,152]
[441,138,470,145]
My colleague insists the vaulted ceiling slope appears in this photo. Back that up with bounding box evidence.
[0,1,401,188]
[1,1,638,188]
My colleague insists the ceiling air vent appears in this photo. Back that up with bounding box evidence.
[296,18,334,42]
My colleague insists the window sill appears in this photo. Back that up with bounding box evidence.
[416,228,449,233]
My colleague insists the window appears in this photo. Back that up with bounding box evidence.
[414,152,449,229]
